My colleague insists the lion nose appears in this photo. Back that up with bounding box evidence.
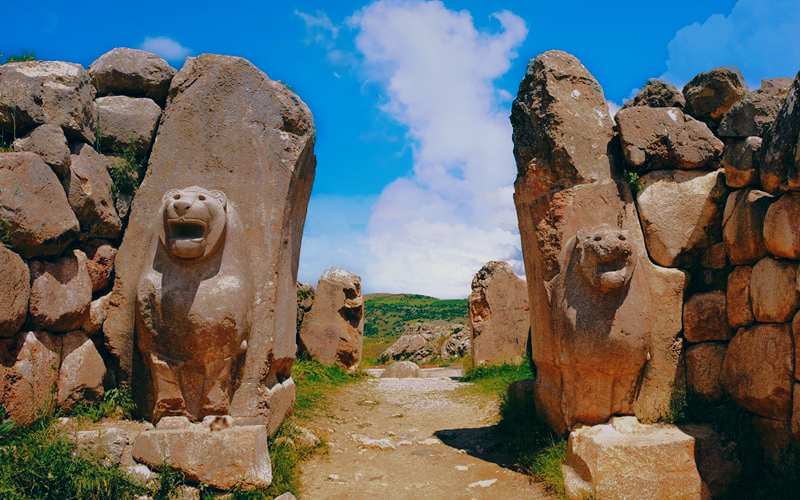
[173,199,192,216]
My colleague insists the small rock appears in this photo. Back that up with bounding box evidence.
[417,438,440,445]
[327,474,341,481]
[622,79,685,109]
[455,465,469,471]
[468,479,497,488]
[381,360,421,378]
[683,67,748,127]
[351,434,395,450]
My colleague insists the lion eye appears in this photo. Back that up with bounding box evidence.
[593,236,602,242]
[618,235,626,241]
[198,194,206,201]
[173,193,181,200]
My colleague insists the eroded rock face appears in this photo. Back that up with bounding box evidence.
[686,343,727,401]
[562,417,704,500]
[750,257,799,323]
[616,107,723,170]
[29,249,92,332]
[96,96,161,156]
[11,124,71,177]
[622,78,685,109]
[727,266,754,328]
[64,144,122,240]
[0,61,96,142]
[718,78,792,138]
[0,152,80,258]
[512,51,686,433]
[89,48,176,106]
[57,330,106,411]
[760,72,800,193]
[379,321,469,365]
[80,239,117,293]
[136,187,252,421]
[722,189,774,265]
[683,67,747,127]
[722,136,762,188]
[0,331,61,425]
[105,54,315,433]
[297,268,363,370]
[763,192,800,258]
[721,324,793,420]
[468,261,529,366]
[0,244,29,337]
[635,169,726,267]
[684,291,730,343]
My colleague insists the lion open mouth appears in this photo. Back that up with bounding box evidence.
[168,219,208,241]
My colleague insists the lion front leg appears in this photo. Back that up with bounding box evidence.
[148,353,188,421]
[198,358,232,418]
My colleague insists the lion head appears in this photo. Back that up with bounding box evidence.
[575,225,635,293]
[158,186,227,261]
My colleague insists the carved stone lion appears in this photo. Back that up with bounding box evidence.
[135,186,252,421]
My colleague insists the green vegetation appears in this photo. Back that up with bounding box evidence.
[63,387,137,423]
[95,135,147,202]
[2,51,36,64]
[462,361,533,396]
[622,168,642,194]
[363,293,468,338]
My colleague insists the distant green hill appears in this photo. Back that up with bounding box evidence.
[363,293,469,338]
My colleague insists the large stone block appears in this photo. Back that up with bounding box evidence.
[684,291,730,343]
[750,257,799,323]
[0,152,79,258]
[721,324,793,420]
[29,249,92,332]
[0,331,61,425]
[298,268,363,370]
[616,107,723,170]
[686,343,726,401]
[722,136,761,188]
[11,124,71,177]
[562,417,703,500]
[727,266,754,329]
[763,192,800,259]
[57,330,106,411]
[718,78,792,138]
[79,239,117,293]
[96,96,161,156]
[0,61,96,142]
[622,78,685,109]
[105,54,315,432]
[683,67,747,127]
[64,144,122,240]
[722,189,774,265]
[89,47,176,106]
[510,50,614,194]
[468,260,529,366]
[636,169,726,267]
[0,244,29,337]
[760,72,800,193]
[132,416,271,490]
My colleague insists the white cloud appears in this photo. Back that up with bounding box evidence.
[295,10,339,49]
[140,36,190,62]
[606,100,621,118]
[348,0,527,298]
[662,0,800,87]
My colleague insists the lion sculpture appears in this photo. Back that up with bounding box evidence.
[135,186,252,421]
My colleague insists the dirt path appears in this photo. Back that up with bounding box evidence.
[299,372,550,499]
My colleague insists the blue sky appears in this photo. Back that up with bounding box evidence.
[6,0,800,297]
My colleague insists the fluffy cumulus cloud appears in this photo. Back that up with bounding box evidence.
[662,0,800,87]
[140,36,191,62]
[350,0,528,298]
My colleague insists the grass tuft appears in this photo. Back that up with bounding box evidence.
[462,361,533,396]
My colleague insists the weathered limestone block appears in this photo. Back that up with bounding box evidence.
[562,417,703,500]
[468,260,529,366]
[512,51,686,433]
[510,50,614,194]
[80,239,117,293]
[722,136,761,188]
[132,416,271,489]
[684,291,730,343]
[616,107,723,170]
[622,78,685,109]
[683,67,747,127]
[57,330,106,411]
[750,257,799,323]
[74,427,130,467]
[0,152,79,258]
[381,360,420,378]
[763,192,800,258]
[721,324,793,420]
[0,61,96,142]
[719,78,793,138]
[0,331,61,425]
[727,266,754,328]
[686,343,727,401]
[29,249,92,332]
[760,72,800,193]
[0,244,29,337]
[96,96,161,156]
[298,268,363,370]
[89,47,176,106]
[295,281,314,330]
[636,169,726,267]
[64,144,122,240]
[11,124,71,177]
[722,189,774,265]
[105,54,315,432]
